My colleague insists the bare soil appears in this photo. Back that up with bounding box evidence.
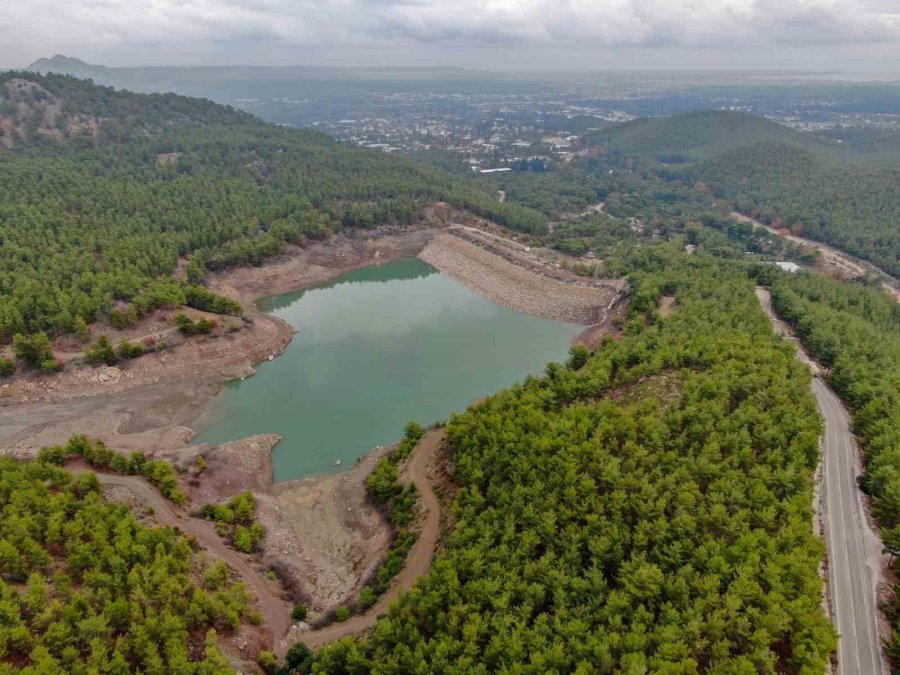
[270,444,395,620]
[420,232,623,324]
[0,216,628,655]
[658,295,676,318]
[294,429,446,650]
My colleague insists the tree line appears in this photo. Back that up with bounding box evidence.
[0,449,255,673]
[766,270,900,664]
[0,71,548,343]
[314,252,835,673]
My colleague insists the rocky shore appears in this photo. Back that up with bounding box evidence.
[419,233,619,324]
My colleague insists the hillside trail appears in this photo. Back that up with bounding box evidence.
[297,428,445,650]
[55,326,181,364]
[74,427,446,656]
[72,468,292,653]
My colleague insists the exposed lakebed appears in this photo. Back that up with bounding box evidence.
[193,258,581,480]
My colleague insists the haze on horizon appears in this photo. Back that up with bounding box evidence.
[2,0,900,78]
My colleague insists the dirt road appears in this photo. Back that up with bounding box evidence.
[298,428,445,650]
[735,211,900,302]
[78,427,446,656]
[82,471,292,654]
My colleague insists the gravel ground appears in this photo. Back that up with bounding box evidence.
[419,233,617,324]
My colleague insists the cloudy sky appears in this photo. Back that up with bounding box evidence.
[2,0,899,74]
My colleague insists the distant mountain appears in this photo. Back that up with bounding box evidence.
[27,55,111,79]
[19,56,549,122]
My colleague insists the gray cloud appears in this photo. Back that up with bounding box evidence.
[1,0,898,67]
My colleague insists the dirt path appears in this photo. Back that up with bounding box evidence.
[77,470,292,654]
[75,428,446,656]
[55,326,181,364]
[297,428,445,650]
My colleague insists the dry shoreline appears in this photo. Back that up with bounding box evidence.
[0,226,437,459]
[0,221,623,460]
[420,232,622,324]
[0,217,627,644]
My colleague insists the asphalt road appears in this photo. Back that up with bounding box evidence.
[757,287,886,674]
[815,378,886,675]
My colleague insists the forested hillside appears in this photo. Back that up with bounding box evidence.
[0,455,254,673]
[586,110,900,276]
[584,110,831,162]
[0,71,547,340]
[766,272,900,661]
[315,252,836,673]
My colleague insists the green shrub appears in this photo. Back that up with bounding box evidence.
[567,344,589,370]
[41,358,62,373]
[117,341,145,358]
[12,332,54,367]
[0,357,16,377]
[358,586,377,609]
[184,285,242,316]
[334,606,350,622]
[109,308,136,330]
[85,335,118,366]
[37,435,187,505]
[175,313,216,335]
[284,643,314,673]
[201,491,264,552]
[233,526,254,553]
[257,651,278,675]
[291,604,308,622]
[366,460,400,501]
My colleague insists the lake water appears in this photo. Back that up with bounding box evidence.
[192,258,581,481]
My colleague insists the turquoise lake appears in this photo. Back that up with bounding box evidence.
[192,257,581,480]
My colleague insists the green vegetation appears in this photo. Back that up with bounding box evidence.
[37,435,187,505]
[184,286,242,316]
[316,253,835,673]
[0,71,547,343]
[175,313,216,336]
[117,340,146,359]
[84,335,118,366]
[12,332,56,372]
[585,110,900,275]
[0,455,253,673]
[347,422,425,613]
[766,271,900,663]
[0,358,14,377]
[200,491,266,554]
[586,110,824,161]
[283,643,315,674]
[291,604,308,622]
